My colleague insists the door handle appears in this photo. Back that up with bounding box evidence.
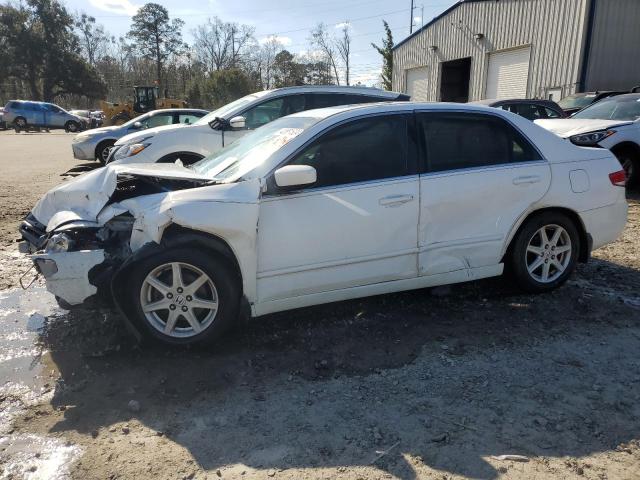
[513,175,541,185]
[379,194,414,207]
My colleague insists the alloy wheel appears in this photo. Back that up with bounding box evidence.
[140,262,219,338]
[525,224,572,283]
[100,145,112,162]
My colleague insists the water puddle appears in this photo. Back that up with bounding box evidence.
[0,287,62,433]
[0,433,82,479]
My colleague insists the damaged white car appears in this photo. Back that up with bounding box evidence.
[20,103,628,346]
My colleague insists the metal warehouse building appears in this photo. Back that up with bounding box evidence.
[392,0,640,102]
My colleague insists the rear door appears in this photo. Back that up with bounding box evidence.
[416,111,551,276]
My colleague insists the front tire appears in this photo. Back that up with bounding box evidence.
[126,248,240,346]
[509,212,580,293]
[65,121,80,133]
[95,140,115,164]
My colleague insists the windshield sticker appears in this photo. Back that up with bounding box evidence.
[272,128,304,147]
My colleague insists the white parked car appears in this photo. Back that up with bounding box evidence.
[20,103,627,346]
[536,93,640,186]
[106,86,410,165]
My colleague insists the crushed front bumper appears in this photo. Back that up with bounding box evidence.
[32,250,106,305]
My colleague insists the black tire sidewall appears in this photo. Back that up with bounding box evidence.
[126,247,240,346]
[510,212,580,293]
[66,121,78,133]
[96,141,115,163]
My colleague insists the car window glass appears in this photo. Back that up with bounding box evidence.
[311,93,352,109]
[244,98,285,129]
[544,107,562,118]
[418,112,542,172]
[572,96,640,121]
[178,113,201,124]
[287,114,410,189]
[145,113,174,128]
[514,104,542,120]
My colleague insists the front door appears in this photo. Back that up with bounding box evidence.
[416,111,551,276]
[256,114,419,303]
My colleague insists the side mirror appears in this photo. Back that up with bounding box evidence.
[132,121,143,129]
[229,115,246,129]
[274,165,317,188]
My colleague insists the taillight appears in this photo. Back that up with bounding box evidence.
[609,170,626,187]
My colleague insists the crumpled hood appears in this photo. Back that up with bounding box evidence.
[31,163,217,231]
[115,122,191,145]
[534,118,632,138]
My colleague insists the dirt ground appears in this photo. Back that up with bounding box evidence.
[1,129,639,480]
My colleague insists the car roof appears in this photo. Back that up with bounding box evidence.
[261,85,406,99]
[146,108,209,114]
[471,98,559,107]
[288,101,506,121]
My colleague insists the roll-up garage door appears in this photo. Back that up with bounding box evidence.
[485,47,531,99]
[406,67,429,101]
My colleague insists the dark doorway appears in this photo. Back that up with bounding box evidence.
[440,57,471,102]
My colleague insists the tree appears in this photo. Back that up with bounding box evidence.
[310,23,340,85]
[272,50,306,87]
[74,13,108,67]
[128,3,185,94]
[201,68,253,108]
[371,20,394,90]
[0,0,105,102]
[193,17,254,73]
[335,22,351,86]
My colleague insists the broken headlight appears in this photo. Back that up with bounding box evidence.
[45,233,74,253]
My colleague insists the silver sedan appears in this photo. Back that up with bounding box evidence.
[71,108,208,163]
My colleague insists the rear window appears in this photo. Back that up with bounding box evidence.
[5,101,22,109]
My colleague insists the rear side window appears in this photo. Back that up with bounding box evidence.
[288,114,413,189]
[6,101,21,109]
[417,112,542,173]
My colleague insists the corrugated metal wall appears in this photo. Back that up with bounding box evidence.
[392,0,589,101]
[585,0,640,91]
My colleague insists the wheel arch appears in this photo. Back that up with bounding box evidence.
[502,206,591,264]
[111,224,248,339]
[610,141,640,159]
[94,138,117,158]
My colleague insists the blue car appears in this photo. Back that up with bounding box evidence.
[3,100,89,133]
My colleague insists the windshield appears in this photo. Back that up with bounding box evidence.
[191,116,319,181]
[195,93,263,126]
[572,96,640,121]
[558,94,596,110]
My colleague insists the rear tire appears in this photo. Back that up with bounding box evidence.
[509,212,580,293]
[125,248,240,346]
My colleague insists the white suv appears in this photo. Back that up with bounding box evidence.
[536,93,640,186]
[107,86,410,165]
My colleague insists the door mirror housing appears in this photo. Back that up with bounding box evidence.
[132,121,143,129]
[229,116,246,129]
[274,165,317,188]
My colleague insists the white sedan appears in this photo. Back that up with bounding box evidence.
[20,103,627,346]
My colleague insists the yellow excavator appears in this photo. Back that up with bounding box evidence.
[100,86,187,126]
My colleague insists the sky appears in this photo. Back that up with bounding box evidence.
[63,0,459,86]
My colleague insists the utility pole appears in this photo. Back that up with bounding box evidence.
[409,0,415,33]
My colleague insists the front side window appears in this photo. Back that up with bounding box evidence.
[178,113,203,124]
[244,98,285,129]
[544,106,562,118]
[287,114,411,189]
[513,103,544,121]
[145,113,174,128]
[418,112,542,173]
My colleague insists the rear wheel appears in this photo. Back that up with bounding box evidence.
[509,212,580,293]
[126,248,240,346]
